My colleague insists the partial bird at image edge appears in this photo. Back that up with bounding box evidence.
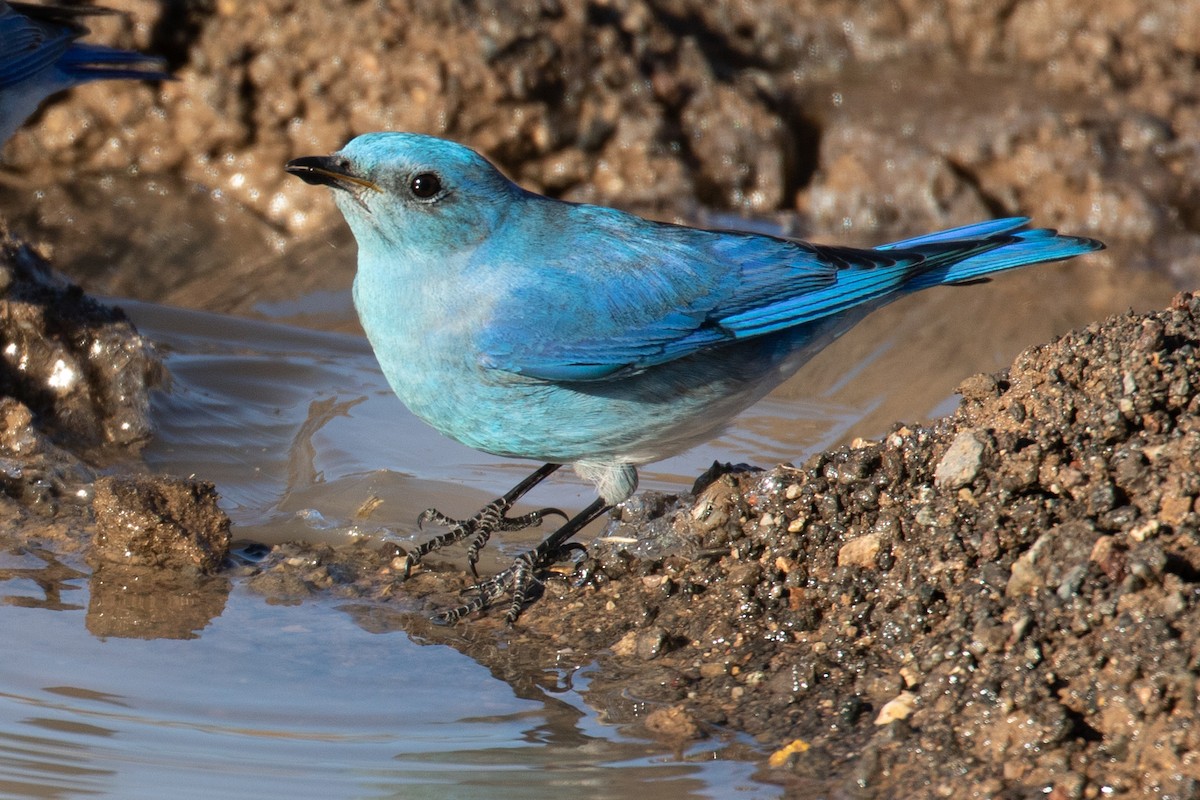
[0,1,172,147]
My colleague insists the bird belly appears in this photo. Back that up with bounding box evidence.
[355,260,852,468]
[373,324,828,468]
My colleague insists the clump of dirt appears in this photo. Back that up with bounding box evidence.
[240,293,1200,797]
[0,227,232,593]
[0,395,93,524]
[0,225,163,453]
[91,475,231,573]
[0,225,167,552]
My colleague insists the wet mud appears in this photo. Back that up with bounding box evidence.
[92,474,230,573]
[0,225,161,551]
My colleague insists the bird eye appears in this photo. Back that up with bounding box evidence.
[410,172,443,199]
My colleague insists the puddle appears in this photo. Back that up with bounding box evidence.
[0,173,1181,797]
[1,585,774,799]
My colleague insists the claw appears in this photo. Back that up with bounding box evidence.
[416,508,458,531]
[404,497,555,579]
[504,553,539,625]
[434,553,542,626]
[432,498,608,624]
[390,464,610,624]
[464,531,489,579]
[496,507,568,531]
[435,569,513,624]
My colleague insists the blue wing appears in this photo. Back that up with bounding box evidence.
[476,206,1102,381]
[0,4,168,89]
[0,3,75,89]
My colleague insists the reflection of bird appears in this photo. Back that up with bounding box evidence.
[287,132,1105,624]
[0,1,170,146]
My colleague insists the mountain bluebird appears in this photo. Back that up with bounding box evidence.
[0,1,170,146]
[287,132,1103,623]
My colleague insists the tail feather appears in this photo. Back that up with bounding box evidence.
[716,220,1102,340]
[57,43,171,82]
[878,217,1031,249]
[900,227,1104,292]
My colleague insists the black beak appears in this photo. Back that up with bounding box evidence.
[285,155,380,192]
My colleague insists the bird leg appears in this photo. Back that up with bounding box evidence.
[415,503,567,578]
[399,462,564,579]
[435,497,611,625]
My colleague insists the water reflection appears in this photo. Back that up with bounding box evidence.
[0,725,116,798]
[1,598,778,799]
[86,566,229,640]
[0,549,85,612]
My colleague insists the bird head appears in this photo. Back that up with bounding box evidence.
[286,132,520,253]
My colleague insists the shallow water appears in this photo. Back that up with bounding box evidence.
[2,583,775,799]
[0,181,1180,797]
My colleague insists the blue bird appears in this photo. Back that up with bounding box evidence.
[0,1,170,146]
[286,132,1104,623]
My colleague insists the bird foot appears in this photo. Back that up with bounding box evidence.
[433,540,588,625]
[399,499,565,579]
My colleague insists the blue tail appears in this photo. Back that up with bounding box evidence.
[58,43,171,83]
[716,218,1103,340]
[884,217,1104,292]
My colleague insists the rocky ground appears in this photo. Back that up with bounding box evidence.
[2,0,1198,797]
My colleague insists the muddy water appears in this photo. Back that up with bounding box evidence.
[3,584,776,798]
[0,177,1180,797]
